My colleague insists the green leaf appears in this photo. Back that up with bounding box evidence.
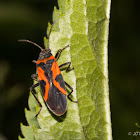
[19,0,112,139]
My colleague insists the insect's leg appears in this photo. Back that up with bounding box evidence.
[59,62,74,72]
[64,81,77,103]
[31,74,38,82]
[55,45,69,60]
[32,60,37,63]
[30,83,42,117]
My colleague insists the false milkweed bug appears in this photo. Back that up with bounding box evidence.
[18,22,77,116]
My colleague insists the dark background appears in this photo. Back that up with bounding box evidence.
[0,0,139,140]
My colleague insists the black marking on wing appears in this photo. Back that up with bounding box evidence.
[55,74,66,90]
[46,83,67,116]
[39,80,46,96]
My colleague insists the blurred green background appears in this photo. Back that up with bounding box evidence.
[0,0,139,140]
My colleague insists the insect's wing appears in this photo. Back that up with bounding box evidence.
[47,83,67,116]
[39,80,48,96]
[37,67,50,100]
[37,60,67,116]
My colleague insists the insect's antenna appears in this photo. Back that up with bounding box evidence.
[18,39,44,51]
[47,19,57,49]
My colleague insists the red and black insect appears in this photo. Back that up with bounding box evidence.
[19,23,77,116]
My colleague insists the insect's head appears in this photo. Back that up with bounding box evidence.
[38,48,52,60]
[18,39,52,60]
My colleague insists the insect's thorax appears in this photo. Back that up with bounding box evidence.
[36,55,56,74]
